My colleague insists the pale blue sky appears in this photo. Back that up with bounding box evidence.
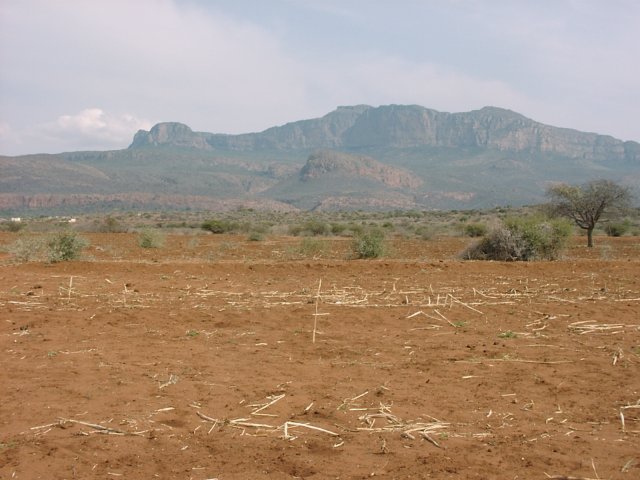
[1,0,639,154]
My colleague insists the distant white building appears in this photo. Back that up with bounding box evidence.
[68,218,77,223]
[10,217,21,222]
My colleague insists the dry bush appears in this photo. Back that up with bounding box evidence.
[8,231,88,263]
[138,229,165,249]
[297,237,330,257]
[461,217,571,261]
[7,236,46,262]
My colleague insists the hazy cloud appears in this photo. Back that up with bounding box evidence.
[38,109,153,151]
[1,0,639,155]
[2,109,152,154]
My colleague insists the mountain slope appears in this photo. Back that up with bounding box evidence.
[129,105,640,163]
[263,150,422,210]
[1,104,639,214]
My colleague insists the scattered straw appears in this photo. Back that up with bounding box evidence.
[196,411,339,440]
[159,374,179,389]
[568,321,628,335]
[312,279,323,343]
[434,309,457,328]
[54,418,147,436]
[448,294,484,314]
[357,404,448,446]
[250,394,285,416]
[283,421,339,439]
[456,358,573,365]
[620,401,640,434]
[544,476,600,480]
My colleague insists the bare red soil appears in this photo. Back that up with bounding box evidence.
[1,233,639,479]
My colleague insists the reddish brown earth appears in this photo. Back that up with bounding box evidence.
[1,233,639,479]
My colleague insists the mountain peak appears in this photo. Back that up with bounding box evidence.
[476,105,522,115]
[129,122,204,148]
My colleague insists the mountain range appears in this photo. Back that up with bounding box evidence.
[1,104,639,214]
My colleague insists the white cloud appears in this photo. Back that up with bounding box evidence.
[1,0,639,155]
[43,109,152,148]
[1,109,152,154]
[0,2,279,151]
[55,109,108,133]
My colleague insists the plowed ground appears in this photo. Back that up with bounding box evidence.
[1,233,639,479]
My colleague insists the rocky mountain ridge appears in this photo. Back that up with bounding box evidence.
[130,105,640,163]
[2,104,639,214]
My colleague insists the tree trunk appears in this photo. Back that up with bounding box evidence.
[587,227,594,247]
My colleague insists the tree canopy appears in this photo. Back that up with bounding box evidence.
[546,180,632,247]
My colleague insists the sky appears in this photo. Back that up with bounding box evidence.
[1,0,639,155]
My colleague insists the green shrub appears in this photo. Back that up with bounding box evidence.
[604,221,630,237]
[47,231,89,262]
[138,229,165,249]
[288,219,330,236]
[506,216,572,259]
[201,219,237,234]
[461,216,571,261]
[247,231,264,241]
[463,223,488,237]
[304,220,330,236]
[352,228,386,259]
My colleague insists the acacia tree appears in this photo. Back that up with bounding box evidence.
[546,180,632,247]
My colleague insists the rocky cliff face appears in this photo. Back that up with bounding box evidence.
[340,105,639,162]
[300,150,422,189]
[129,105,640,163]
[130,122,211,149]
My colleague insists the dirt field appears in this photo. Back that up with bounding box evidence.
[1,232,639,479]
